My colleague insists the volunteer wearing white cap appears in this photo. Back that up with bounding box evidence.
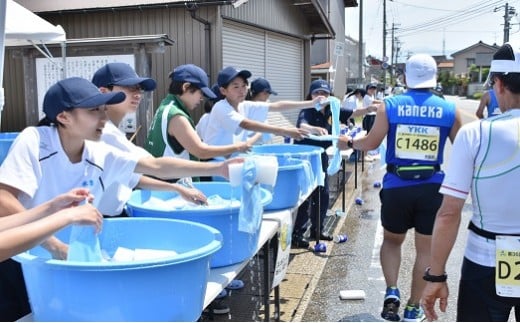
[422,43,520,321]
[339,54,462,322]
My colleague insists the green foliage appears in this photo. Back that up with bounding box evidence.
[472,92,483,100]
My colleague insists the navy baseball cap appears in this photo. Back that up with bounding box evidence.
[217,66,252,87]
[309,79,331,95]
[251,78,278,96]
[366,83,377,90]
[171,64,216,99]
[43,77,126,121]
[92,63,157,91]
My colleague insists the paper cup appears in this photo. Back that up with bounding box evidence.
[228,162,244,187]
[254,156,278,186]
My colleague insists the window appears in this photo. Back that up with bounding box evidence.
[467,58,476,67]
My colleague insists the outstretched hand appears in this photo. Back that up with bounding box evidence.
[286,127,310,140]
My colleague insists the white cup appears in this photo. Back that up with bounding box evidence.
[228,162,244,187]
[254,156,278,186]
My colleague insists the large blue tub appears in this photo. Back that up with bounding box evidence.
[264,158,306,211]
[0,132,19,165]
[126,182,272,268]
[251,144,324,192]
[13,218,222,322]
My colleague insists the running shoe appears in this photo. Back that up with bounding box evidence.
[380,286,401,322]
[403,304,425,322]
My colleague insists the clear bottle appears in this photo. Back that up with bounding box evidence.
[333,234,348,243]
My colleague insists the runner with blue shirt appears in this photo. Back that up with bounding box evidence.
[339,54,462,322]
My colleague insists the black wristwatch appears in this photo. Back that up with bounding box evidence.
[347,138,354,149]
[423,267,447,283]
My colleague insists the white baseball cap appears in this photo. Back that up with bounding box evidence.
[405,54,437,89]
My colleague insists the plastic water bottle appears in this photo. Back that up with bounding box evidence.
[355,197,364,205]
[314,243,327,252]
[333,234,348,243]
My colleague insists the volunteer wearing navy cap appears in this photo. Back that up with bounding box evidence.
[339,54,462,322]
[238,77,326,145]
[202,66,309,157]
[146,64,251,164]
[422,43,520,321]
[93,63,207,215]
[291,79,376,249]
[0,77,244,320]
[92,62,156,155]
[250,77,278,97]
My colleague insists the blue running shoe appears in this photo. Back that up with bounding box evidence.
[403,305,425,322]
[381,287,401,322]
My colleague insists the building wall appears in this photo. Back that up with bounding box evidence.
[3,0,318,132]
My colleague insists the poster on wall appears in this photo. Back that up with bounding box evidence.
[35,54,136,131]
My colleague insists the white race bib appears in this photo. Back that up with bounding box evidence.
[395,124,440,161]
[495,235,520,297]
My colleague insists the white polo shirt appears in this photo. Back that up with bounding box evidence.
[202,98,245,147]
[0,126,139,215]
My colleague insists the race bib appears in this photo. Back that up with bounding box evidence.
[495,235,520,297]
[395,124,440,161]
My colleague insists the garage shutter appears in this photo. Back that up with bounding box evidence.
[223,22,304,142]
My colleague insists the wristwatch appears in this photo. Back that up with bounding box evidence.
[347,138,354,149]
[423,267,447,283]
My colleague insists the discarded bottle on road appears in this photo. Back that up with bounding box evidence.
[314,243,327,252]
[333,234,348,243]
[355,197,364,205]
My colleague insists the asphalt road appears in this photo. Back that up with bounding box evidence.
[300,96,511,322]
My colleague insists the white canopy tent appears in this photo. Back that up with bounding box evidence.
[0,0,66,128]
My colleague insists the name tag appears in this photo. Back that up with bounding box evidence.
[496,235,520,297]
[395,124,440,161]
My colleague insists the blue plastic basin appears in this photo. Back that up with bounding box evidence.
[264,158,305,211]
[126,182,272,268]
[13,218,222,322]
[0,132,19,165]
[251,144,324,191]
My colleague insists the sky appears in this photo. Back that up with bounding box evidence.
[345,0,520,62]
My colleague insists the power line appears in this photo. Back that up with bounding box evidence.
[394,0,504,34]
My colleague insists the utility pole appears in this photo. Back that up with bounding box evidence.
[390,22,400,86]
[495,3,517,43]
[382,0,387,92]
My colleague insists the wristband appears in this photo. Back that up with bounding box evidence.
[347,139,354,149]
[423,267,447,283]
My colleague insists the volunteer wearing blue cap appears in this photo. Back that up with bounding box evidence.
[146,64,251,164]
[340,54,462,322]
[202,67,311,154]
[92,62,156,155]
[291,79,376,248]
[238,77,325,145]
[92,63,207,212]
[423,43,520,321]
